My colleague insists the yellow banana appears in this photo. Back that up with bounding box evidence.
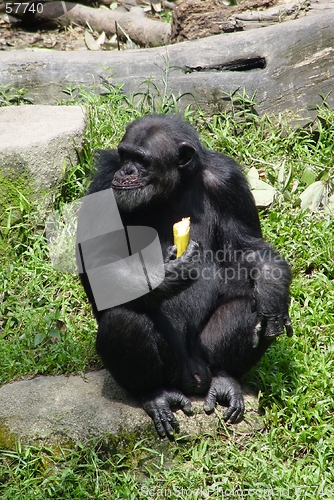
[173,217,190,258]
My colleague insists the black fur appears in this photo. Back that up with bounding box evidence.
[79,115,293,437]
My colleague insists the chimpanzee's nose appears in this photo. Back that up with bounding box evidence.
[123,164,139,176]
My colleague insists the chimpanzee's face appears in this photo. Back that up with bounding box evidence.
[111,120,195,212]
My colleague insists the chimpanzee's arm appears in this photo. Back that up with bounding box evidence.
[245,246,293,339]
[208,158,293,340]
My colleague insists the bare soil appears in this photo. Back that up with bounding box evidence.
[171,0,278,42]
[0,0,277,51]
[0,17,89,50]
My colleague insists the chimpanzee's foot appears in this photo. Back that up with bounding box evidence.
[203,374,244,423]
[142,388,193,438]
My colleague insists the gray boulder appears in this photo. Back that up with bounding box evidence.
[0,105,86,193]
[0,370,264,447]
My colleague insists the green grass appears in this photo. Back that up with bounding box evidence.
[0,86,333,498]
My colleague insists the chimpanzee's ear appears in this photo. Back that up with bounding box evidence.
[178,142,196,168]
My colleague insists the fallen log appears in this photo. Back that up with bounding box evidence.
[9,4,171,48]
[0,12,333,117]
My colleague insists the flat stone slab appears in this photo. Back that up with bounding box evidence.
[0,370,264,447]
[0,105,85,191]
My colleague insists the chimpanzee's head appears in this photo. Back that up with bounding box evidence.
[111,115,203,211]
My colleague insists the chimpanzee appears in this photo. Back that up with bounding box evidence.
[78,114,293,437]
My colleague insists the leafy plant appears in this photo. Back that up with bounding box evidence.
[0,85,33,106]
[33,311,63,347]
[247,166,276,206]
[133,55,195,115]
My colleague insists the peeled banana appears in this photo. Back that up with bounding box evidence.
[173,217,190,258]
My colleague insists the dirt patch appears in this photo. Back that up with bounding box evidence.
[0,0,320,50]
[0,17,88,50]
[171,0,277,42]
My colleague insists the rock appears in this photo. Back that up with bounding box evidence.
[0,370,264,447]
[0,105,86,193]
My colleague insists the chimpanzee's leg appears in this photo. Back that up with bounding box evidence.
[200,298,273,422]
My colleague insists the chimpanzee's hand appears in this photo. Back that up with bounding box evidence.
[165,240,199,262]
[252,311,293,347]
[147,241,200,303]
[251,294,293,346]
[203,374,244,424]
[165,240,200,281]
[142,389,193,438]
[264,312,293,338]
[164,245,177,262]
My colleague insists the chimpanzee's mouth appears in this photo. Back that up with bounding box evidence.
[111,174,145,190]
